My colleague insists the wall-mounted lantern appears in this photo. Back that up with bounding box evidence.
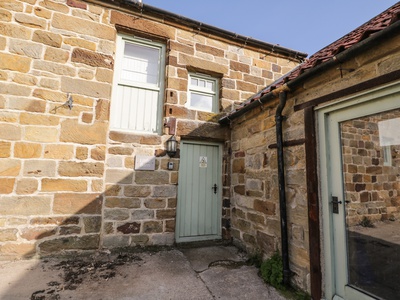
[166,135,177,157]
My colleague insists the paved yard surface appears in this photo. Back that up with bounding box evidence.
[0,245,286,300]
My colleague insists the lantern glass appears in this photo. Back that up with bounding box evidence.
[166,136,177,157]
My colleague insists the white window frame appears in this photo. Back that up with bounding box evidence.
[187,73,219,113]
[110,34,165,134]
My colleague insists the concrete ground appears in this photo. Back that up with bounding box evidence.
[0,245,286,300]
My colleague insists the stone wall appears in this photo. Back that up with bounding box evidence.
[341,111,400,226]
[227,20,400,293]
[0,0,300,259]
[229,99,309,290]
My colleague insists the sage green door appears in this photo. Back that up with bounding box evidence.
[319,83,400,300]
[176,141,222,243]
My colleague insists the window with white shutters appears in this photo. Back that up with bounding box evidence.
[110,35,165,134]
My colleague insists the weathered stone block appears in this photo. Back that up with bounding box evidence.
[9,39,43,59]
[25,126,58,142]
[165,220,175,232]
[0,243,36,259]
[156,209,176,219]
[0,196,51,215]
[254,199,276,215]
[44,144,74,159]
[53,193,102,214]
[44,47,69,63]
[30,216,79,226]
[52,13,115,40]
[0,228,18,242]
[75,147,89,160]
[0,159,21,176]
[109,131,141,143]
[131,210,154,220]
[135,171,169,185]
[108,147,133,156]
[20,227,56,241]
[105,197,141,209]
[124,185,151,197]
[64,37,96,51]
[61,76,111,98]
[20,112,59,126]
[91,179,103,192]
[95,68,113,83]
[104,209,130,221]
[12,73,38,86]
[90,146,106,161]
[0,141,11,158]
[32,30,62,47]
[14,12,46,28]
[60,119,108,145]
[38,235,100,253]
[131,235,149,245]
[0,22,31,39]
[0,53,32,73]
[8,97,46,112]
[58,161,104,177]
[105,169,133,184]
[153,186,176,198]
[144,199,166,209]
[41,178,87,192]
[102,235,130,248]
[232,158,245,173]
[34,7,51,19]
[143,221,163,233]
[16,178,38,194]
[0,123,21,141]
[257,231,276,254]
[110,11,175,39]
[72,48,113,69]
[33,60,75,76]
[14,142,42,158]
[117,222,140,234]
[59,226,82,235]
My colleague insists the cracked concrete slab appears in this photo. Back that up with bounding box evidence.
[181,245,246,272]
[200,265,285,300]
[0,246,287,299]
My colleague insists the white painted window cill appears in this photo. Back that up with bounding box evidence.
[187,73,219,113]
[110,35,165,134]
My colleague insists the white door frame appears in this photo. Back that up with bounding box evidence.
[317,81,400,300]
[176,140,223,243]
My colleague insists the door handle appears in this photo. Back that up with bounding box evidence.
[331,196,349,214]
[212,184,218,194]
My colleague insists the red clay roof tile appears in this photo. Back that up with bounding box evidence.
[229,2,400,115]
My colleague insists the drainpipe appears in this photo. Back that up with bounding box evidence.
[275,91,290,287]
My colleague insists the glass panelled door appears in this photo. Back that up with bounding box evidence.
[341,110,400,299]
[319,83,400,300]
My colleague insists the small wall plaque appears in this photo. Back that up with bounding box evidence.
[199,156,207,168]
[135,155,156,171]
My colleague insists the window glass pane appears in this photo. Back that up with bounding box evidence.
[199,79,205,88]
[191,78,198,86]
[206,81,213,90]
[122,42,159,85]
[191,93,213,111]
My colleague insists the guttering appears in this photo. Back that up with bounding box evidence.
[218,18,400,125]
[220,84,291,125]
[275,91,290,287]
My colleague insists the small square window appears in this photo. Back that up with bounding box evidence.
[187,74,219,113]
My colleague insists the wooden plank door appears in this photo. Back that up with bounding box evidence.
[176,141,222,243]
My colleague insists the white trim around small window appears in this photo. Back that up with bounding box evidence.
[110,34,166,134]
[187,73,219,113]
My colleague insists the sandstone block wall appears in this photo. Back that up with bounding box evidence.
[229,100,309,290]
[0,0,300,258]
[228,30,400,292]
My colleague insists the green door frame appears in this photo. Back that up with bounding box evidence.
[176,140,223,243]
[317,81,400,300]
